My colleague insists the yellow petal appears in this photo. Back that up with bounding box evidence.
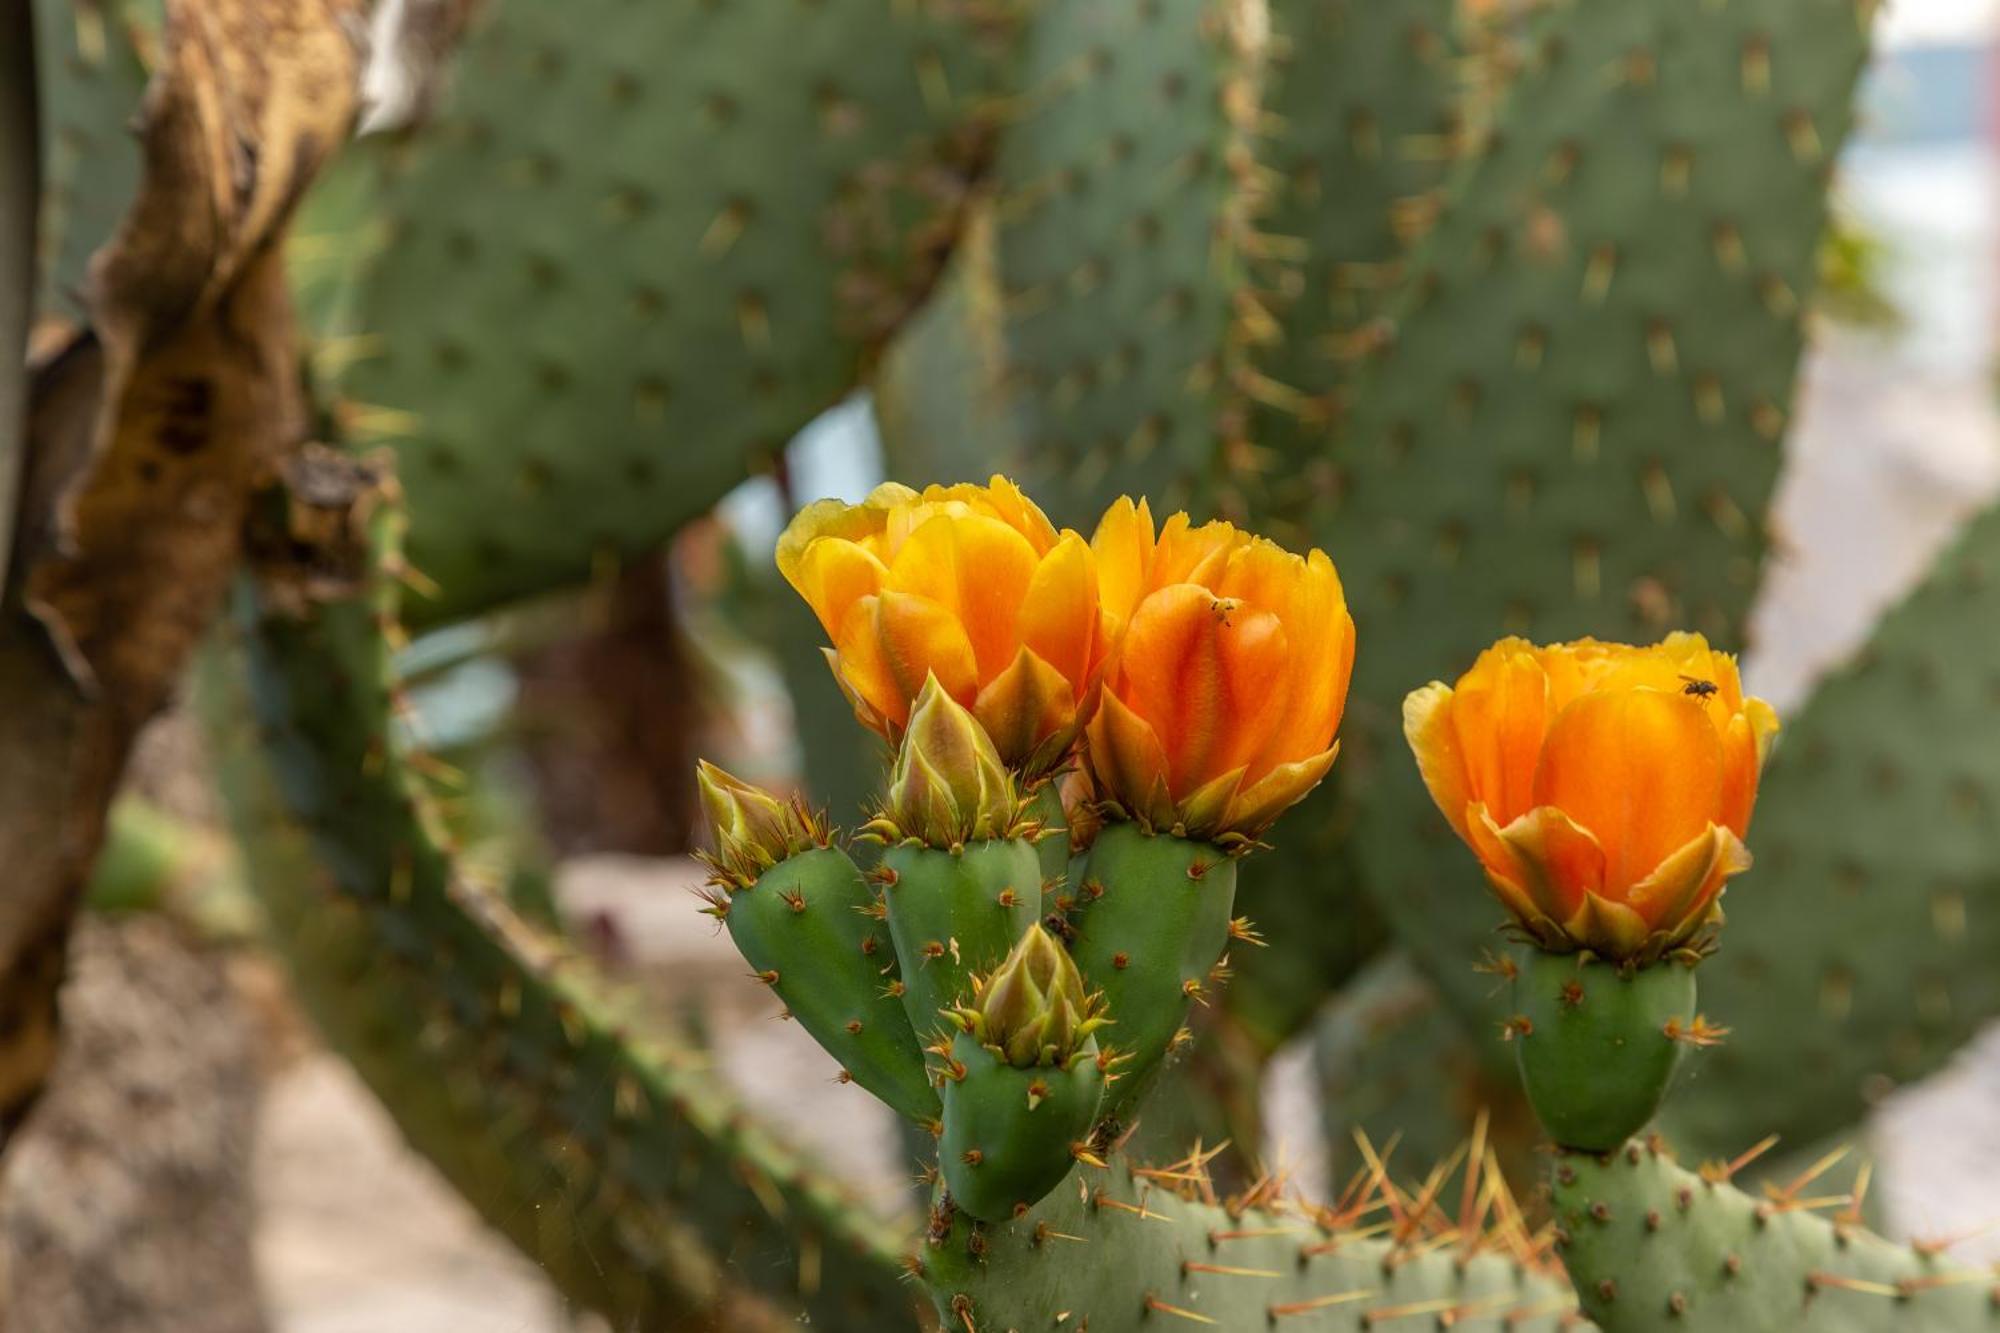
[1404,681,1470,843]
[1091,495,1156,630]
[886,512,1040,682]
[1178,766,1248,837]
[1565,892,1653,959]
[1151,511,1240,589]
[834,591,979,731]
[792,538,888,638]
[775,484,916,591]
[1018,531,1101,695]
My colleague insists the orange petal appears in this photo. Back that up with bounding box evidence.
[1450,639,1550,826]
[1151,512,1241,589]
[835,591,979,729]
[1091,495,1156,631]
[1018,532,1100,695]
[1217,540,1353,776]
[974,647,1080,773]
[1484,804,1604,924]
[1085,689,1176,826]
[1118,583,1290,796]
[1532,688,1723,894]
[1405,682,1472,844]
[791,538,889,639]
[1224,743,1338,837]
[886,512,1040,682]
[1624,823,1751,937]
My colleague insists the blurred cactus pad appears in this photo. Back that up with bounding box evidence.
[24,0,2000,1330]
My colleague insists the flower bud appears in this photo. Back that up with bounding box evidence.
[950,925,1107,1070]
[875,676,1022,847]
[695,760,822,888]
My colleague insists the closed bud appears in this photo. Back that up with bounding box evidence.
[696,760,822,887]
[953,925,1108,1070]
[878,676,1022,846]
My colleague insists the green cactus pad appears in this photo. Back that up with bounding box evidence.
[1328,0,1872,1046]
[1241,0,1468,529]
[31,0,149,321]
[1552,1139,1993,1331]
[1667,495,2000,1154]
[1065,822,1239,1107]
[880,838,1042,1042]
[1512,951,1695,1152]
[206,492,921,1330]
[329,0,1019,624]
[923,1154,1589,1330]
[720,845,938,1124]
[938,1029,1102,1221]
[972,0,1257,525]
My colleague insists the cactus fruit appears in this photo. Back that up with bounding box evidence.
[921,1149,1589,1331]
[328,0,1020,624]
[210,480,921,1330]
[1508,950,1699,1153]
[936,925,1109,1220]
[1551,1138,1994,1331]
[1066,822,1240,1106]
[696,764,937,1124]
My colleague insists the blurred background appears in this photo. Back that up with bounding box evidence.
[10,1,2000,1329]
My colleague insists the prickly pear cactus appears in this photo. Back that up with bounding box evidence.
[327,0,1021,623]
[1326,0,1872,1054]
[1553,1139,1994,1331]
[207,473,921,1331]
[924,1150,1589,1331]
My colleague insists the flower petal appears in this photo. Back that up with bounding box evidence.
[1532,687,1723,894]
[1405,682,1471,843]
[835,591,979,730]
[1626,823,1751,941]
[1091,495,1156,630]
[775,484,916,590]
[974,647,1080,773]
[1224,743,1338,837]
[1085,689,1176,827]
[886,512,1040,682]
[1119,583,1290,797]
[1018,531,1100,695]
[791,538,889,638]
[1449,639,1550,826]
[1484,803,1604,924]
[1565,892,1653,959]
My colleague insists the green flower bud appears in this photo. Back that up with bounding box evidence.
[952,926,1108,1069]
[695,760,822,888]
[878,676,1020,847]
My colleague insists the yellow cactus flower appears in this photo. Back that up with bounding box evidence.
[1083,497,1355,841]
[1404,633,1781,960]
[776,476,1109,777]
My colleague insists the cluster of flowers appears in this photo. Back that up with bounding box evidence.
[779,477,1778,961]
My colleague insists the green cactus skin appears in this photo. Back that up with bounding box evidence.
[1065,822,1238,1108]
[879,839,1043,1041]
[1552,1139,1993,1331]
[207,499,922,1331]
[31,0,149,322]
[1664,494,2000,1156]
[1324,0,1872,1068]
[1511,951,1695,1153]
[329,0,1021,625]
[938,1030,1102,1222]
[720,846,938,1124]
[1024,775,1069,884]
[922,1156,1590,1331]
[1240,0,1470,528]
[970,0,1259,526]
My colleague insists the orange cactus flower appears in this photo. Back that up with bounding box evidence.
[1083,497,1355,841]
[1404,633,1780,960]
[776,477,1109,777]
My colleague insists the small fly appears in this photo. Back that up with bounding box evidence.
[1680,675,1718,699]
